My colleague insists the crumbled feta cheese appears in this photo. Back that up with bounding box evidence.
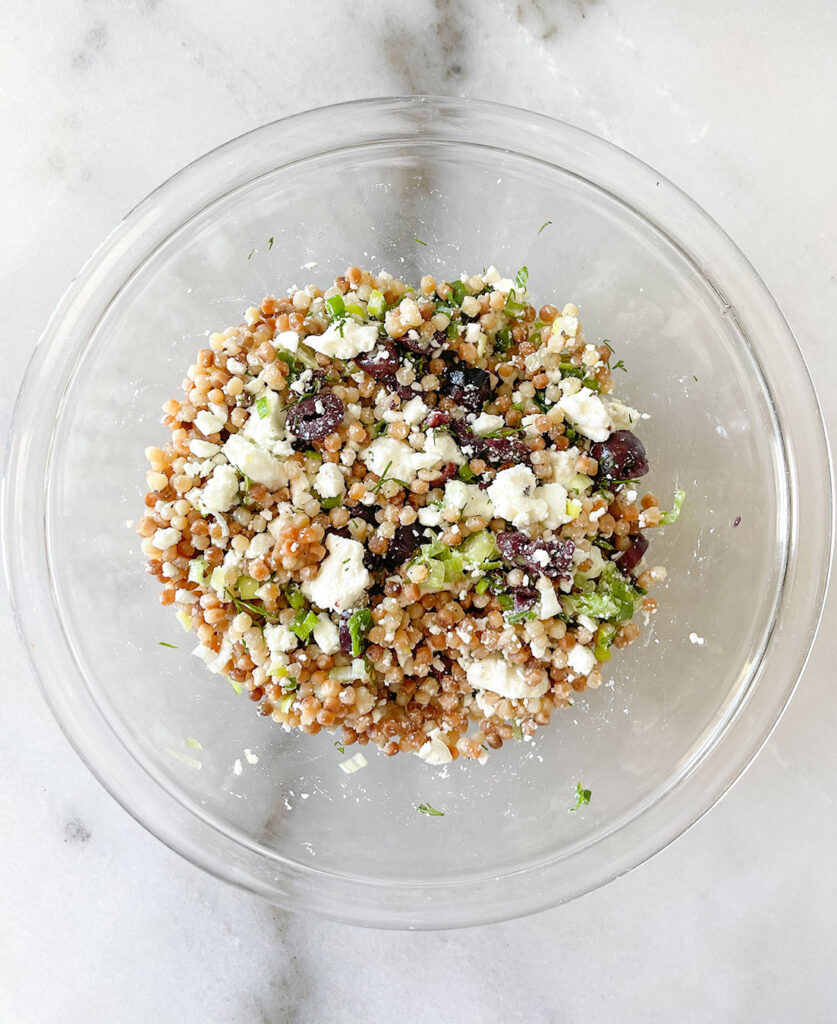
[470,412,505,436]
[305,319,378,360]
[314,461,345,499]
[418,506,444,527]
[301,534,372,612]
[189,439,221,458]
[486,465,547,530]
[274,329,300,353]
[605,399,643,431]
[245,533,273,559]
[689,632,706,646]
[312,615,340,654]
[582,344,603,367]
[557,388,613,442]
[223,433,285,489]
[194,410,225,435]
[411,430,466,470]
[466,655,549,699]
[401,396,429,426]
[539,482,572,530]
[398,296,423,328]
[417,727,453,765]
[546,447,582,488]
[536,578,562,619]
[152,527,181,550]
[465,322,482,344]
[242,390,293,458]
[577,614,599,633]
[201,464,240,513]
[567,642,597,676]
[460,295,480,317]
[264,624,299,655]
[361,437,418,483]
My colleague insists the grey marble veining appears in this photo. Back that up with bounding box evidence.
[2,1,836,1022]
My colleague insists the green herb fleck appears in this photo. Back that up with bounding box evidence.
[285,583,305,611]
[334,740,345,754]
[612,359,627,373]
[417,802,445,817]
[158,641,178,649]
[225,588,280,624]
[570,781,592,812]
[457,464,476,483]
[267,236,274,250]
[247,248,255,260]
[538,220,552,234]
[450,280,467,306]
[185,737,203,750]
[414,237,427,246]
[373,420,389,437]
[515,265,529,290]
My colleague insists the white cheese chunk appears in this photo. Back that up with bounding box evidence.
[314,461,345,499]
[274,329,300,353]
[194,410,225,435]
[264,624,299,655]
[412,430,466,470]
[486,465,547,530]
[546,447,582,488]
[301,534,372,613]
[201,464,239,513]
[470,412,505,436]
[401,396,429,426]
[222,433,285,490]
[305,319,378,360]
[242,390,292,457]
[417,727,453,765]
[536,578,562,619]
[189,439,221,458]
[605,399,643,431]
[312,615,340,655]
[152,527,181,550]
[539,481,572,530]
[245,532,273,559]
[361,437,418,484]
[567,642,597,677]
[557,388,613,442]
[466,655,549,700]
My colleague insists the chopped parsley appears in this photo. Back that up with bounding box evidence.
[612,359,627,373]
[267,236,274,249]
[570,781,592,812]
[515,265,529,290]
[225,587,280,624]
[450,280,467,306]
[417,802,445,817]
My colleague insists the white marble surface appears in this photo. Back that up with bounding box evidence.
[2,1,836,1021]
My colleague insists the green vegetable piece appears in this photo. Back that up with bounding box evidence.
[188,557,209,585]
[417,802,444,817]
[158,641,177,649]
[457,464,476,482]
[475,577,491,594]
[593,623,617,662]
[256,395,270,419]
[289,608,319,642]
[660,489,686,525]
[515,266,529,290]
[347,608,373,658]
[367,289,386,318]
[569,781,592,812]
[236,575,260,600]
[285,583,306,611]
[325,294,345,319]
[450,280,467,306]
[563,562,642,624]
[459,530,500,569]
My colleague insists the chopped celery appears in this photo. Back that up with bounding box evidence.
[236,575,260,600]
[459,530,500,569]
[289,608,319,641]
[325,294,345,318]
[594,623,617,662]
[188,557,209,585]
[569,474,593,493]
[285,584,305,611]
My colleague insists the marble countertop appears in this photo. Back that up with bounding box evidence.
[2,1,835,1021]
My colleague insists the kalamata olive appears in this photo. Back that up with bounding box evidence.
[396,330,441,355]
[591,430,649,480]
[381,523,423,568]
[450,419,531,466]
[429,462,459,488]
[382,376,416,401]
[497,530,575,580]
[354,340,400,379]
[349,503,379,525]
[614,534,648,574]
[286,390,345,440]
[510,586,539,615]
[440,366,492,414]
[338,610,354,654]
[425,409,450,429]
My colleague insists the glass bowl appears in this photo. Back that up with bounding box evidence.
[4,97,831,929]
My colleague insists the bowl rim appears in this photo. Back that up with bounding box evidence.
[3,95,833,929]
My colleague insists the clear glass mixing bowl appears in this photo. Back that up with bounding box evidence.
[3,97,831,928]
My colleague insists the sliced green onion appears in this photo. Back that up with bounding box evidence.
[236,575,260,601]
[515,266,529,290]
[280,693,295,714]
[256,395,270,419]
[367,289,386,318]
[289,608,319,642]
[660,489,686,525]
[475,577,491,595]
[347,608,374,658]
[188,557,209,585]
[285,584,305,611]
[325,294,345,319]
[457,464,476,482]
